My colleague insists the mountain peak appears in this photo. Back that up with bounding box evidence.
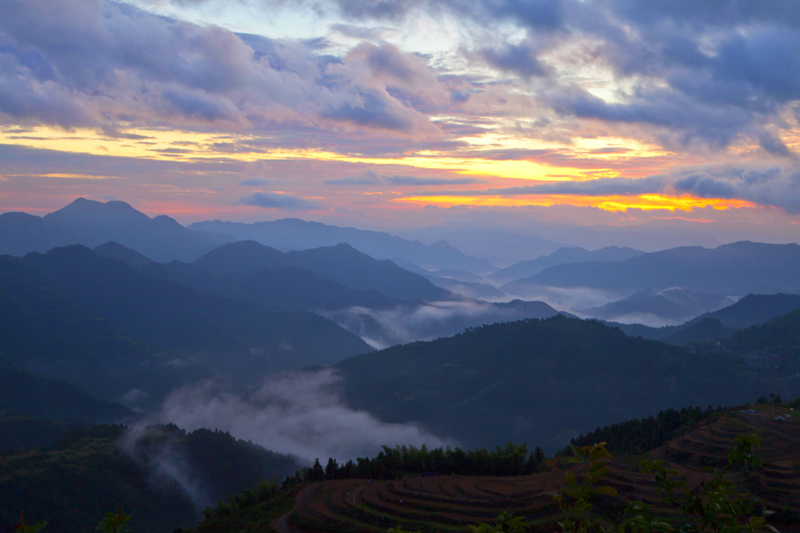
[45,197,149,223]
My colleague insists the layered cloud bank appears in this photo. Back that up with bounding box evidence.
[1,0,799,236]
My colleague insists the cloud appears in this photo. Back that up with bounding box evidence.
[0,0,443,136]
[406,164,800,214]
[480,41,549,79]
[330,23,398,41]
[239,191,321,210]
[325,169,486,186]
[408,175,667,198]
[319,0,565,29]
[668,166,800,213]
[143,369,449,461]
[237,178,272,186]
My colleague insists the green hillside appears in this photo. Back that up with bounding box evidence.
[0,424,303,533]
[337,316,787,452]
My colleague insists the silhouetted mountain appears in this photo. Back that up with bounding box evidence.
[582,289,733,324]
[720,307,800,360]
[192,240,450,302]
[0,211,78,255]
[397,227,567,266]
[389,259,505,300]
[427,276,507,300]
[18,245,372,393]
[506,242,800,295]
[489,246,645,285]
[703,293,800,328]
[0,256,194,403]
[192,239,286,273]
[0,360,130,424]
[32,198,233,262]
[174,267,401,311]
[188,218,494,273]
[337,316,782,452]
[94,241,156,269]
[324,299,560,349]
[662,318,737,346]
[615,293,800,342]
[0,412,80,452]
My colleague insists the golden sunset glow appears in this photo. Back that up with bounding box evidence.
[396,194,759,212]
[1,0,798,240]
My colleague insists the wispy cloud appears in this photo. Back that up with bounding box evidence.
[144,369,450,461]
[239,191,320,210]
[325,169,486,186]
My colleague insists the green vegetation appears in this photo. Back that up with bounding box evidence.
[399,438,777,533]
[0,245,372,406]
[0,424,303,533]
[337,316,776,452]
[566,405,724,455]
[0,412,77,452]
[285,442,545,485]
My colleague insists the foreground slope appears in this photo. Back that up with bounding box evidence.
[0,424,304,533]
[188,401,800,533]
[337,316,791,452]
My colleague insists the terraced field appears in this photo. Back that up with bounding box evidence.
[280,405,800,532]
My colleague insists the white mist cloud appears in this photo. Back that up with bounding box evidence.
[322,300,559,349]
[139,369,449,462]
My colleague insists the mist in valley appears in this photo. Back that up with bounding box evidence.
[134,369,450,463]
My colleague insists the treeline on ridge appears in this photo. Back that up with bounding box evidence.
[566,405,726,455]
[288,442,547,485]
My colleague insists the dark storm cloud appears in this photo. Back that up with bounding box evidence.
[239,191,321,210]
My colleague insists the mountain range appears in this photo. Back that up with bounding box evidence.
[614,293,800,344]
[0,198,231,262]
[0,245,372,407]
[489,246,645,285]
[504,241,800,296]
[581,288,735,325]
[189,218,496,273]
[336,315,793,452]
[0,199,497,273]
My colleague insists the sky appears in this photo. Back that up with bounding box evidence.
[1,0,799,243]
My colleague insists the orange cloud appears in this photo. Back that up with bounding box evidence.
[396,193,757,212]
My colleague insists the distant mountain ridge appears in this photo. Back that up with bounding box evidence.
[2,245,371,404]
[614,293,800,344]
[505,241,800,295]
[0,198,232,262]
[489,246,645,285]
[189,218,495,273]
[582,288,734,324]
[189,240,451,302]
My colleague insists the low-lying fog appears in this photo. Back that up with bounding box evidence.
[131,369,450,463]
